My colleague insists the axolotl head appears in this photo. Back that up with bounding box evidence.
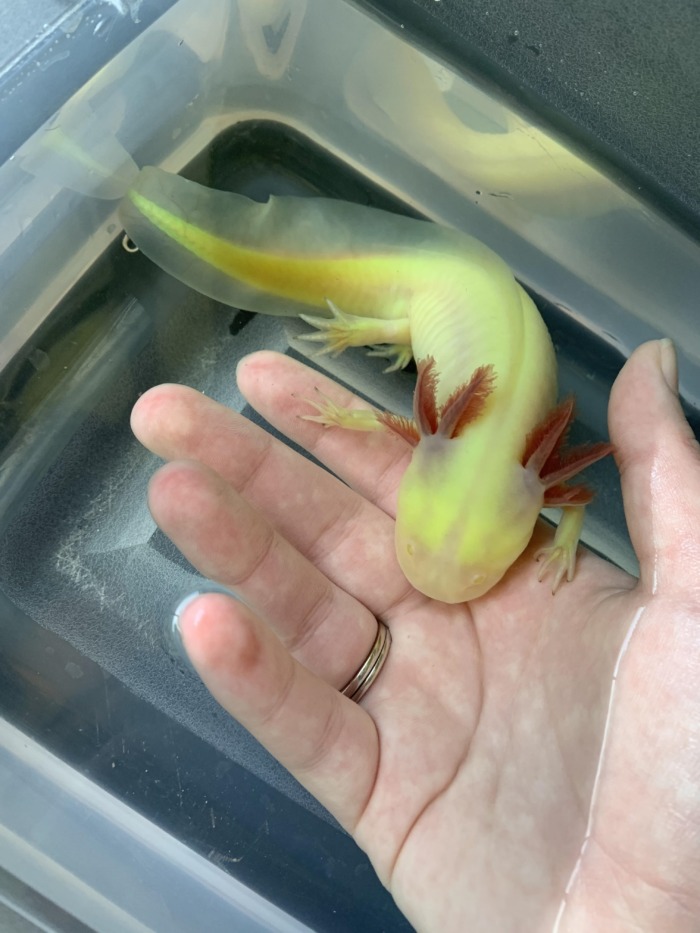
[394,449,543,604]
[385,356,547,603]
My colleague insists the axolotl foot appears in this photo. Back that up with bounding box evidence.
[535,542,576,594]
[366,343,413,372]
[300,389,386,432]
[298,299,411,359]
[534,504,585,594]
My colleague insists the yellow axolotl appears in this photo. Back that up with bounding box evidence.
[120,167,611,603]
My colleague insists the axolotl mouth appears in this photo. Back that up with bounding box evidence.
[396,535,505,604]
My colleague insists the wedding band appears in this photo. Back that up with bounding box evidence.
[340,620,391,703]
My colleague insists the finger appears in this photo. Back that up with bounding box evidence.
[178,592,378,831]
[132,383,414,615]
[608,339,700,594]
[149,459,379,686]
[236,350,412,512]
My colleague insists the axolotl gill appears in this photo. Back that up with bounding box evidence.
[120,167,612,603]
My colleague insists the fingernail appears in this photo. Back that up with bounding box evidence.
[658,338,678,395]
[167,591,202,670]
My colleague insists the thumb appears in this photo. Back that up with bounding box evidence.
[609,339,700,595]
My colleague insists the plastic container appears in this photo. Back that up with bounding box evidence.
[0,0,699,930]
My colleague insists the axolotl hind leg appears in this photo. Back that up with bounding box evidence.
[298,299,411,369]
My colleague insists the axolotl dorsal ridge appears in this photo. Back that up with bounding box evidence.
[120,166,612,603]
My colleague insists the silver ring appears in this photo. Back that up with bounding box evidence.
[340,620,391,703]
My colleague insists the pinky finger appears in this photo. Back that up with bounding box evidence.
[177,592,379,832]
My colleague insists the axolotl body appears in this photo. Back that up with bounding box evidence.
[120,167,611,603]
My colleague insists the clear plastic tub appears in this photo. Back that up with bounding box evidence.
[0,1,698,930]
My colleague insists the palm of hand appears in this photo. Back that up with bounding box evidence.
[131,342,700,932]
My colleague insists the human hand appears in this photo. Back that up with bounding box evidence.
[131,340,700,932]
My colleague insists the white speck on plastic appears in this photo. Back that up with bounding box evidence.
[97,0,143,23]
[65,661,84,680]
[38,49,70,72]
[59,9,84,35]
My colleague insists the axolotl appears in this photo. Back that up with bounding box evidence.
[120,167,612,603]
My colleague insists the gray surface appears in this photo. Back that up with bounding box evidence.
[0,864,93,933]
[3,0,700,230]
[0,720,312,933]
[1,1,77,72]
[0,0,700,232]
[364,0,700,233]
[0,903,42,933]
[0,0,176,165]
[0,1,115,73]
[0,302,339,816]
